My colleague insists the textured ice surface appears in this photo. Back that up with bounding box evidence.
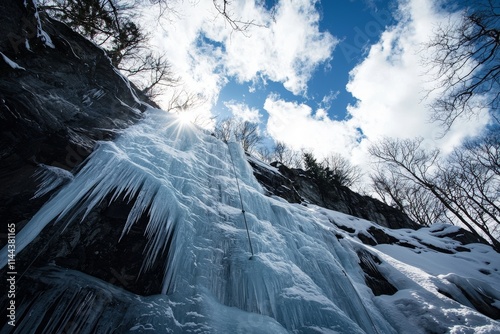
[2,107,499,333]
[32,164,74,198]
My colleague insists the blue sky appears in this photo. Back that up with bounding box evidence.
[215,0,397,122]
[316,0,396,117]
[145,0,490,172]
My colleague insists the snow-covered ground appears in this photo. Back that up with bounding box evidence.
[1,107,499,333]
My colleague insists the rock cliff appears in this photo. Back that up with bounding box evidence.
[0,0,153,249]
[248,158,419,230]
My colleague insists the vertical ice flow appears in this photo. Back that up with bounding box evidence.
[1,107,396,333]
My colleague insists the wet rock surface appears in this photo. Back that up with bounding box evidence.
[356,249,398,296]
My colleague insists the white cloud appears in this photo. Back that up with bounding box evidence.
[224,100,262,123]
[263,0,491,187]
[264,94,360,159]
[138,1,225,115]
[137,0,492,182]
[141,0,335,119]
[315,90,340,115]
[346,0,490,154]
[215,0,337,96]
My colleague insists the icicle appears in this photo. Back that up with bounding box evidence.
[32,164,74,198]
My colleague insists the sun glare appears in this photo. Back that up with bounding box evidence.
[176,111,193,126]
[166,110,196,142]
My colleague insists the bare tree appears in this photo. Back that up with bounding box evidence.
[271,141,302,168]
[369,137,500,250]
[255,145,273,164]
[147,0,272,34]
[322,153,362,188]
[465,130,500,176]
[124,52,180,99]
[371,167,408,213]
[214,117,234,144]
[40,0,178,101]
[442,134,500,237]
[370,167,447,226]
[234,120,261,152]
[166,89,204,113]
[41,0,274,104]
[214,117,262,152]
[273,141,287,164]
[40,0,141,65]
[425,0,500,132]
[212,0,269,33]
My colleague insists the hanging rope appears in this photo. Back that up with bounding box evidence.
[330,253,380,334]
[227,143,254,258]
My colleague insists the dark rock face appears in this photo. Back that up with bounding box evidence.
[12,195,170,296]
[0,0,161,298]
[248,159,302,204]
[356,226,401,246]
[434,226,489,246]
[249,160,419,230]
[0,0,154,249]
[356,249,397,296]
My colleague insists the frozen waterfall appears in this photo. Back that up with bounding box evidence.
[2,107,499,333]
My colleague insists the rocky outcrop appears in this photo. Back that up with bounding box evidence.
[10,194,169,296]
[0,0,154,248]
[356,249,398,296]
[248,159,419,230]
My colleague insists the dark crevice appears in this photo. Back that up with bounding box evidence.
[356,249,398,296]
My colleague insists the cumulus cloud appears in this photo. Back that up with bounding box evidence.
[215,0,337,95]
[264,94,360,159]
[138,0,491,179]
[318,90,339,111]
[346,0,490,153]
[224,100,262,123]
[263,0,491,181]
[143,0,336,117]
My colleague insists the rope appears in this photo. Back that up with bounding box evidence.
[330,252,380,334]
[227,143,254,258]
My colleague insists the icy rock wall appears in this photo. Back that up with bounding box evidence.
[0,0,151,250]
[1,108,393,333]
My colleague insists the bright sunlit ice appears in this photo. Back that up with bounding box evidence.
[176,110,194,126]
[166,110,198,142]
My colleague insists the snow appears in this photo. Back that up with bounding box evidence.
[30,0,55,49]
[247,154,281,174]
[1,107,499,333]
[0,52,25,70]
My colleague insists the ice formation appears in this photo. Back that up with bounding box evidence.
[1,107,499,333]
[0,52,26,70]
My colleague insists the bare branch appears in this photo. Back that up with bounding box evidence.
[369,136,500,250]
[213,117,262,153]
[212,0,267,34]
[424,0,500,132]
